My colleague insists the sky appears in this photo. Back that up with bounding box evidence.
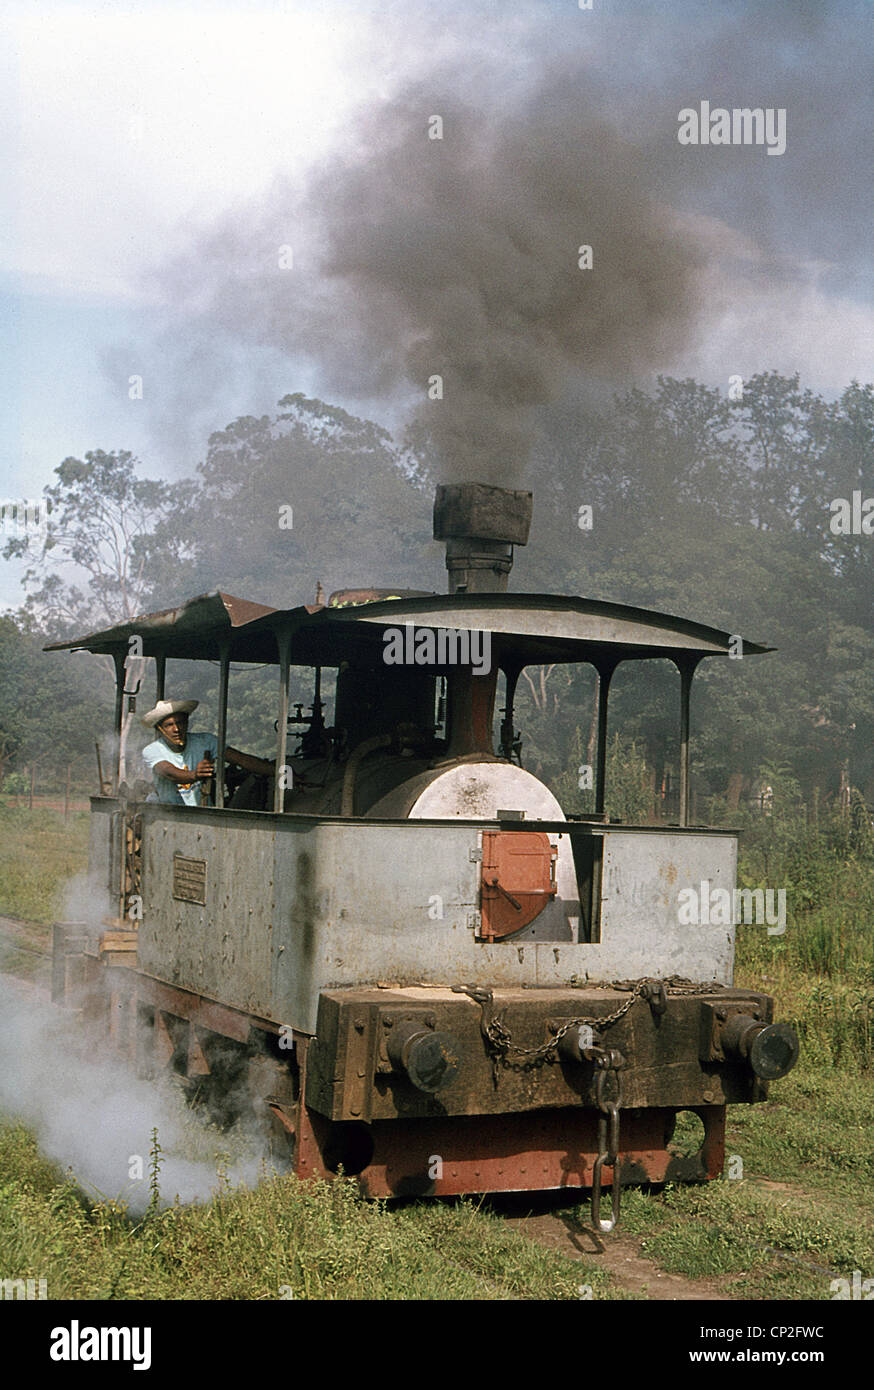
[1,0,871,607]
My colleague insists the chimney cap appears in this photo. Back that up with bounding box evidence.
[433,482,532,545]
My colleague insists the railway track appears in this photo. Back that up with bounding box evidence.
[0,914,52,960]
[0,927,51,958]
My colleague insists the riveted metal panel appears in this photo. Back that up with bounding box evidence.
[355,1105,727,1199]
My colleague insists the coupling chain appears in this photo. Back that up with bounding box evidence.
[486,985,643,1071]
[452,976,721,1077]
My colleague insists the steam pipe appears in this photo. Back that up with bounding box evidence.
[341,734,392,816]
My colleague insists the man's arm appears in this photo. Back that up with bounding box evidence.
[152,760,213,783]
[225,746,274,777]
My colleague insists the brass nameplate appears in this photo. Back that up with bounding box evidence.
[173,854,207,905]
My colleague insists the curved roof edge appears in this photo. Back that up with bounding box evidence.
[44,587,774,664]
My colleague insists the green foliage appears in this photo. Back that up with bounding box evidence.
[146,1130,163,1221]
[0,805,90,925]
[733,795,874,1070]
[553,731,653,823]
[614,1061,874,1298]
[2,450,198,636]
[0,617,103,787]
[168,394,438,610]
[0,1124,611,1300]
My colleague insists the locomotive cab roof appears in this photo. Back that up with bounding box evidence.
[45,585,772,668]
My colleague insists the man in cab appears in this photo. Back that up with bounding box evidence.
[141,699,272,806]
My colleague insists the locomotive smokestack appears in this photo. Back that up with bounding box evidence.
[433,482,532,594]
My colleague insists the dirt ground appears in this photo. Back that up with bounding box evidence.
[501,1207,727,1300]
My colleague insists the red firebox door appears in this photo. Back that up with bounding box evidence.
[479,830,558,941]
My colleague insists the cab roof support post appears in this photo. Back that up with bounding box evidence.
[499,661,522,760]
[676,654,702,828]
[594,658,618,817]
[155,653,166,702]
[112,650,126,792]
[274,626,292,813]
[216,639,231,809]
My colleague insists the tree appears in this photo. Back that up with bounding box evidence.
[168,394,437,607]
[2,450,197,779]
[729,371,821,533]
[520,372,874,809]
[3,374,871,810]
[0,616,98,789]
[2,450,197,633]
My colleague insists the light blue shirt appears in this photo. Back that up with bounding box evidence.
[142,731,216,806]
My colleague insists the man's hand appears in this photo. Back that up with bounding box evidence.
[153,759,213,784]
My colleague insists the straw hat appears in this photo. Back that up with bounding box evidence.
[141,699,199,729]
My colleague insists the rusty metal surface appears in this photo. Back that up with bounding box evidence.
[405,764,578,943]
[433,483,533,545]
[134,974,275,1044]
[288,1036,726,1196]
[44,590,278,660]
[480,830,557,940]
[327,588,433,608]
[294,1039,333,1181]
[351,1104,726,1198]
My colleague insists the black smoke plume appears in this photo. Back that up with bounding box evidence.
[153,68,710,482]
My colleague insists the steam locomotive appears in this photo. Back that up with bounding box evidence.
[49,482,798,1230]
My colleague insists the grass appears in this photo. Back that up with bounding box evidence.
[733,825,874,1071]
[615,1185,860,1300]
[610,1061,874,1299]
[0,1121,614,1300]
[0,799,872,1299]
[0,803,90,925]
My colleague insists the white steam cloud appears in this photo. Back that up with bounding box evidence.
[0,973,269,1216]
